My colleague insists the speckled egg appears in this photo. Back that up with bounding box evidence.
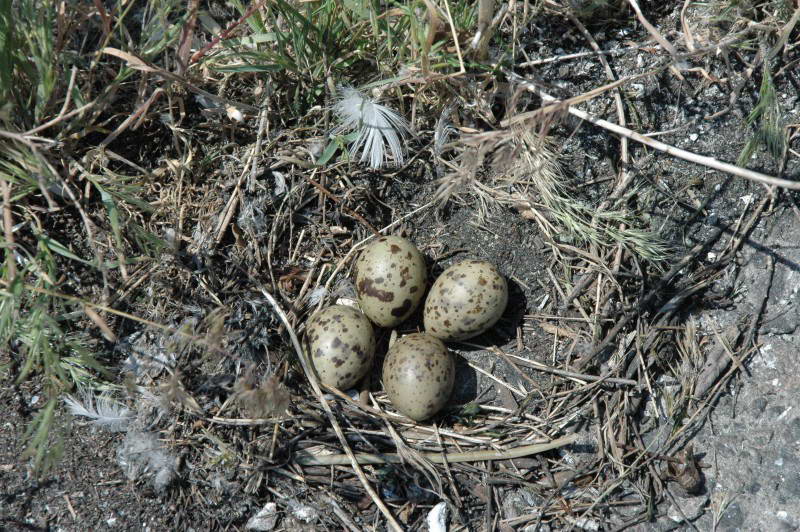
[354,235,427,328]
[382,333,455,421]
[306,305,375,389]
[424,259,508,341]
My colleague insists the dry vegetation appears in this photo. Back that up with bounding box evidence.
[1,0,799,530]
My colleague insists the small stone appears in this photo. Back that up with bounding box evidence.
[524,524,551,532]
[426,502,448,532]
[751,397,768,415]
[717,502,744,529]
[288,500,318,523]
[689,133,699,141]
[668,493,708,522]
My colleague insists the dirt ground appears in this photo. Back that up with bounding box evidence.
[2,2,800,531]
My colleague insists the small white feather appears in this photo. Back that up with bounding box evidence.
[332,85,412,169]
[64,393,133,432]
[116,430,177,493]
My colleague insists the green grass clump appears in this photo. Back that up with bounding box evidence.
[199,0,478,115]
[0,0,174,474]
[1,0,76,474]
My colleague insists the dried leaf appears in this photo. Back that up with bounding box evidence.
[160,373,203,415]
[176,0,199,75]
[666,444,704,495]
[539,321,579,339]
[235,373,290,419]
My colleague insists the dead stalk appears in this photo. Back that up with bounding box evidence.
[295,434,579,465]
[508,71,800,190]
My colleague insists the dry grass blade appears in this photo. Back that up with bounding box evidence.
[99,88,165,148]
[575,226,723,369]
[295,434,579,465]
[501,66,667,128]
[626,0,687,70]
[188,0,270,65]
[495,348,638,386]
[1,179,16,280]
[101,47,258,113]
[764,5,800,64]
[82,305,117,342]
[566,10,629,181]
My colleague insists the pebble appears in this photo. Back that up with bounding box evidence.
[717,502,745,528]
[667,493,708,522]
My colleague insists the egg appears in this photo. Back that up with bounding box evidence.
[354,235,427,328]
[306,305,375,389]
[424,259,508,341]
[382,333,454,421]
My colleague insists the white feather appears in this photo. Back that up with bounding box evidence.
[116,430,177,493]
[64,393,133,432]
[434,104,457,157]
[332,86,412,169]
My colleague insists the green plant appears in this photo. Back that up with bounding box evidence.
[737,63,786,165]
[0,0,177,475]
[196,0,479,118]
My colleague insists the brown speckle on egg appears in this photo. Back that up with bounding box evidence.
[306,305,375,389]
[381,333,455,421]
[424,260,508,342]
[354,236,427,328]
[357,278,395,302]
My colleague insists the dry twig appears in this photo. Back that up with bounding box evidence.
[506,70,800,190]
[295,434,579,465]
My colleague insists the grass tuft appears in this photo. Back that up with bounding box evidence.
[737,63,786,165]
[0,0,176,475]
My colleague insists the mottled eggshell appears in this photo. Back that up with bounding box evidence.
[306,305,375,389]
[424,260,508,341]
[354,235,427,328]
[382,333,455,421]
